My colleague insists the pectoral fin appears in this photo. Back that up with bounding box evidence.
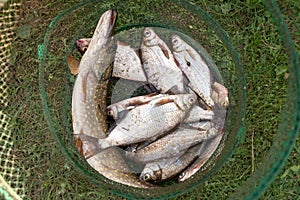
[68,55,80,75]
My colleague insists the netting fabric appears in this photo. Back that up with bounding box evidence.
[0,1,24,199]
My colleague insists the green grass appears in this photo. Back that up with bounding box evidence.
[6,0,299,199]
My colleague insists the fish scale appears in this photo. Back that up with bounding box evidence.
[72,10,155,188]
[141,28,185,93]
[98,94,196,149]
[87,148,156,188]
[140,143,205,181]
[126,127,218,163]
[178,133,223,182]
[172,35,215,107]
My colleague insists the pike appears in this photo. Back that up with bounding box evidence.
[72,10,117,139]
[87,148,156,188]
[71,10,155,188]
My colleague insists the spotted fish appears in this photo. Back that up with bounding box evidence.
[72,10,117,139]
[87,147,156,188]
[71,10,154,188]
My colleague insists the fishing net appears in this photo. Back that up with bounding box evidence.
[0,1,24,199]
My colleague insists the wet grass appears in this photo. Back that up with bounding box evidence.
[6,0,299,199]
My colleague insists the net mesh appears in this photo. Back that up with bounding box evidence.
[0,1,24,199]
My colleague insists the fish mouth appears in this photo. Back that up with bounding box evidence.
[105,10,118,38]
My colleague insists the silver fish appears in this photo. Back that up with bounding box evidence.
[184,105,214,123]
[76,38,91,54]
[98,94,196,149]
[140,143,205,182]
[107,93,166,120]
[76,39,147,82]
[87,147,156,188]
[211,82,229,107]
[113,41,147,82]
[141,28,185,93]
[183,121,213,130]
[171,35,214,107]
[126,127,218,163]
[178,133,223,182]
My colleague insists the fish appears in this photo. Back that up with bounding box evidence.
[98,93,196,149]
[183,105,214,123]
[171,35,214,107]
[72,10,154,189]
[107,92,166,120]
[87,147,156,188]
[178,133,223,182]
[211,82,229,107]
[75,38,91,55]
[79,11,117,80]
[113,41,147,82]
[72,10,117,139]
[183,121,213,130]
[76,39,148,82]
[67,55,80,75]
[141,28,185,93]
[139,143,205,182]
[126,127,218,163]
[108,95,213,123]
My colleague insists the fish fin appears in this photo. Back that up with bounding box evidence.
[158,43,170,59]
[81,72,89,103]
[73,135,84,156]
[151,98,174,107]
[188,83,212,110]
[174,56,180,67]
[186,49,196,61]
[67,55,80,75]
[117,110,130,121]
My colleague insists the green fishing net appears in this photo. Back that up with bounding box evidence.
[0,0,299,199]
[38,0,299,199]
[0,1,25,200]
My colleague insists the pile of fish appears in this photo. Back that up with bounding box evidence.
[69,10,229,188]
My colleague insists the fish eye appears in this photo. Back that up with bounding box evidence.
[186,61,191,66]
[144,30,151,38]
[189,97,195,104]
[179,172,185,179]
[107,110,113,116]
[142,173,151,181]
[83,47,87,52]
[172,38,178,45]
